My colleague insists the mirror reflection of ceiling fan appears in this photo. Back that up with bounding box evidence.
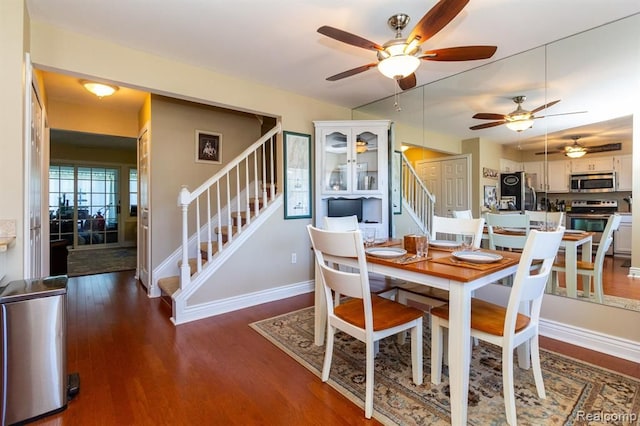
[535,136,622,158]
[469,95,587,132]
[317,0,497,90]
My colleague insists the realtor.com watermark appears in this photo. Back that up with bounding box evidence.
[575,410,638,423]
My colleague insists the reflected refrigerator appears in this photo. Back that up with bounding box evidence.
[499,171,537,212]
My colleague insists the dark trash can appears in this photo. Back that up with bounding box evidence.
[50,239,69,275]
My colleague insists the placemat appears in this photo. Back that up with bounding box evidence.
[430,254,518,270]
[367,254,431,265]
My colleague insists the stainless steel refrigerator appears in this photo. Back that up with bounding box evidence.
[499,171,537,212]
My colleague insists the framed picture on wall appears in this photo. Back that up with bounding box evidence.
[195,130,222,164]
[283,131,312,219]
[484,185,497,210]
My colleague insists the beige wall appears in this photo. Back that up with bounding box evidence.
[47,99,139,138]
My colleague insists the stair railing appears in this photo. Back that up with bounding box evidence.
[177,123,281,289]
[401,152,435,234]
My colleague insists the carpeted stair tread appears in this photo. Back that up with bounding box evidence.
[158,276,180,297]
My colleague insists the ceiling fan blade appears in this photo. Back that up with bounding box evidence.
[586,143,622,153]
[472,112,506,120]
[407,0,469,46]
[398,73,417,90]
[530,99,561,114]
[317,26,383,51]
[326,63,378,81]
[469,121,506,130]
[535,150,564,155]
[421,46,497,61]
[535,110,588,119]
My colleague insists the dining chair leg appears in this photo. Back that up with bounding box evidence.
[321,326,335,382]
[365,340,375,419]
[530,336,546,399]
[411,322,424,385]
[593,274,604,303]
[430,318,443,384]
[502,345,517,426]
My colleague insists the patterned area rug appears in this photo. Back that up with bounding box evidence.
[251,307,640,425]
[67,247,137,277]
[551,287,640,312]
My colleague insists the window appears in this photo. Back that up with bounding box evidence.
[129,168,138,216]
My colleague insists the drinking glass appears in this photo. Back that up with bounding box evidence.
[460,234,474,251]
[364,228,376,247]
[416,234,429,257]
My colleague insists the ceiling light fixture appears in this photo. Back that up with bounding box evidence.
[356,140,368,153]
[81,80,119,98]
[376,16,421,80]
[504,96,534,132]
[564,137,587,158]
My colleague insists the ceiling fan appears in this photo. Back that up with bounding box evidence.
[535,136,622,158]
[317,0,497,90]
[469,96,570,132]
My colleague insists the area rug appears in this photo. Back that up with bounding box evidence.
[250,307,640,425]
[551,287,640,312]
[67,247,137,277]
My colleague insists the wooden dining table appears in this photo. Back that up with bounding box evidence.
[313,241,522,426]
[485,228,594,298]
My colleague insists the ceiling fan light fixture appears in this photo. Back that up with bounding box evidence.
[565,146,587,158]
[81,80,119,98]
[377,54,420,79]
[505,117,534,132]
[356,140,368,153]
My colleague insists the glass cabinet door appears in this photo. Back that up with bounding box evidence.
[321,130,349,193]
[353,130,379,192]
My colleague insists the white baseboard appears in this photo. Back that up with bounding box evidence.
[172,280,314,325]
[628,266,640,278]
[540,318,640,363]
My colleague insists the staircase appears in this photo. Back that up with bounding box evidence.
[400,152,435,234]
[157,123,282,323]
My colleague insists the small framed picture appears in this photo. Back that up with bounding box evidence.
[195,130,222,164]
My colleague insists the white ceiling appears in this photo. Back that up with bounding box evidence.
[28,0,639,150]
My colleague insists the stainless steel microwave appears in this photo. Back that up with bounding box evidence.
[569,172,616,193]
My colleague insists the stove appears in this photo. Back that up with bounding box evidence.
[567,200,618,255]
[569,200,618,215]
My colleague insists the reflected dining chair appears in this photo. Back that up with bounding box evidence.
[431,215,485,248]
[525,210,564,229]
[485,213,530,251]
[307,225,424,419]
[550,214,621,303]
[452,209,473,219]
[430,228,564,426]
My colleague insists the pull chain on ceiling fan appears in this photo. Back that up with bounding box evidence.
[317,0,497,91]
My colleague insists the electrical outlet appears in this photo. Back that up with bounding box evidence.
[291,252,297,264]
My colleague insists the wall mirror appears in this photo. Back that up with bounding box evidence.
[353,14,638,311]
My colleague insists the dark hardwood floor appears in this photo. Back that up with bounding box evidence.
[33,268,638,425]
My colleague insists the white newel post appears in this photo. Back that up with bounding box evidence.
[178,186,192,288]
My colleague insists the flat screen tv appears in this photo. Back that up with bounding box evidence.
[327,198,363,222]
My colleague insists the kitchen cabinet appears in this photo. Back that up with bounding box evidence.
[314,120,391,238]
[614,155,632,191]
[546,160,571,192]
[522,161,545,191]
[614,214,632,255]
[499,158,522,173]
[570,156,614,173]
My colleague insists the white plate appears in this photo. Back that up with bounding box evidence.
[365,247,407,259]
[429,240,459,248]
[452,251,503,264]
[501,227,527,233]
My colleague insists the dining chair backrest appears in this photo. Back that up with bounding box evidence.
[504,228,564,338]
[594,214,622,267]
[452,210,473,219]
[485,213,530,251]
[431,216,485,249]
[323,215,359,231]
[307,225,372,325]
[524,211,564,229]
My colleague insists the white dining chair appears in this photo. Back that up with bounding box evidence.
[485,213,530,251]
[431,215,485,249]
[550,214,621,303]
[430,228,564,426]
[452,209,473,219]
[525,210,564,229]
[322,215,396,299]
[307,225,424,419]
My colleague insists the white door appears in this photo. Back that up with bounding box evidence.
[440,158,469,217]
[25,55,47,278]
[416,161,442,215]
[138,127,151,291]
